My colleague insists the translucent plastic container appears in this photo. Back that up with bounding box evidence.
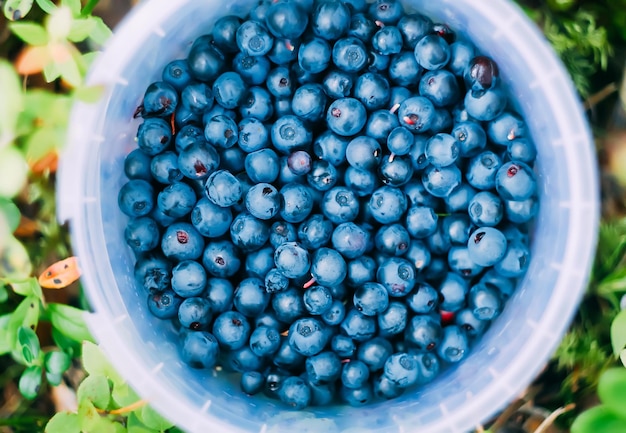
[58,0,599,432]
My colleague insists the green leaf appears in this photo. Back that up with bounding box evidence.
[0,197,21,232]
[571,405,626,433]
[598,368,626,417]
[23,126,63,163]
[127,412,159,433]
[61,0,81,16]
[35,0,57,14]
[67,17,97,42]
[0,59,24,148]
[139,405,174,431]
[46,6,72,41]
[87,16,112,46]
[89,417,127,433]
[57,58,83,88]
[18,365,42,399]
[9,21,48,45]
[43,61,62,82]
[47,303,94,343]
[0,146,29,199]
[45,350,72,376]
[10,277,43,301]
[77,398,101,432]
[45,411,81,433]
[51,326,79,358]
[110,381,140,409]
[0,314,12,354]
[77,373,111,410]
[611,309,626,357]
[82,341,124,388]
[3,0,34,20]
[0,236,32,279]
[7,296,40,354]
[73,85,105,103]
[46,371,63,387]
[0,285,7,303]
[17,326,41,366]
[621,349,626,367]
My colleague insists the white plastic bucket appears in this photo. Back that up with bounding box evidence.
[58,0,600,432]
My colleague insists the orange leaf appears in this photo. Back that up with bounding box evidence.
[38,257,81,289]
[16,46,52,75]
[48,42,73,64]
[30,150,58,175]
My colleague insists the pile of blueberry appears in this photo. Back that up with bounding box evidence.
[118,0,538,410]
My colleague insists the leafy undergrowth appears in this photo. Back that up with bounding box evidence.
[0,1,625,433]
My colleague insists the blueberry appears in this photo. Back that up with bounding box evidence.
[437,325,469,363]
[405,314,442,351]
[134,252,172,292]
[268,38,300,65]
[465,55,499,94]
[180,331,220,369]
[313,131,349,166]
[378,301,408,337]
[140,81,178,118]
[372,26,403,56]
[212,311,251,350]
[280,183,316,225]
[487,111,526,145]
[171,260,207,298]
[331,334,356,358]
[467,227,507,267]
[495,161,537,201]
[494,240,530,278]
[321,299,346,326]
[468,191,504,227]
[464,87,506,122]
[340,383,374,406]
[303,285,333,315]
[354,72,390,111]
[507,138,537,164]
[414,34,450,70]
[306,379,336,406]
[480,268,517,301]
[429,107,453,133]
[270,221,298,248]
[344,167,379,197]
[397,96,436,132]
[378,155,414,187]
[372,373,404,399]
[187,37,225,82]
[310,247,347,286]
[272,288,307,324]
[225,346,265,373]
[504,195,539,224]
[147,290,182,320]
[452,121,487,158]
[369,186,408,224]
[306,351,342,385]
[271,115,312,154]
[204,169,242,207]
[439,272,469,312]
[177,143,220,181]
[202,240,241,278]
[322,69,355,98]
[149,152,182,185]
[124,149,153,181]
[136,118,172,156]
[245,246,274,279]
[288,317,329,357]
[383,352,419,388]
[264,267,288,293]
[249,326,281,357]
[273,241,310,279]
[369,0,404,24]
[367,109,401,143]
[326,98,367,137]
[265,1,308,39]
[404,179,439,208]
[205,277,234,313]
[421,164,462,198]
[298,37,332,73]
[245,183,280,220]
[239,86,274,121]
[353,282,389,316]
[241,371,265,395]
[341,360,370,389]
[266,66,295,98]
[405,206,438,239]
[204,115,238,149]
[445,184,477,214]
[407,282,438,314]
[340,308,376,342]
[125,217,160,253]
[161,222,204,261]
[321,186,360,224]
[162,59,192,92]
[245,148,280,183]
[426,219,453,255]
[292,84,327,122]
[230,212,270,252]
[278,376,311,409]
[236,20,274,56]
[287,150,312,176]
[358,337,394,372]
[332,37,368,72]
[404,240,431,273]
[413,352,440,384]
[375,224,410,256]
[331,222,369,259]
[346,136,382,170]
[312,1,351,40]
[448,40,476,77]
[212,15,242,53]
[190,197,232,238]
[178,297,212,330]
[448,246,484,278]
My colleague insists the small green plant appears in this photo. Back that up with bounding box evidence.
[571,368,626,432]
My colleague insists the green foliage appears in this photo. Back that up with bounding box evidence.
[45,342,176,433]
[571,369,626,432]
